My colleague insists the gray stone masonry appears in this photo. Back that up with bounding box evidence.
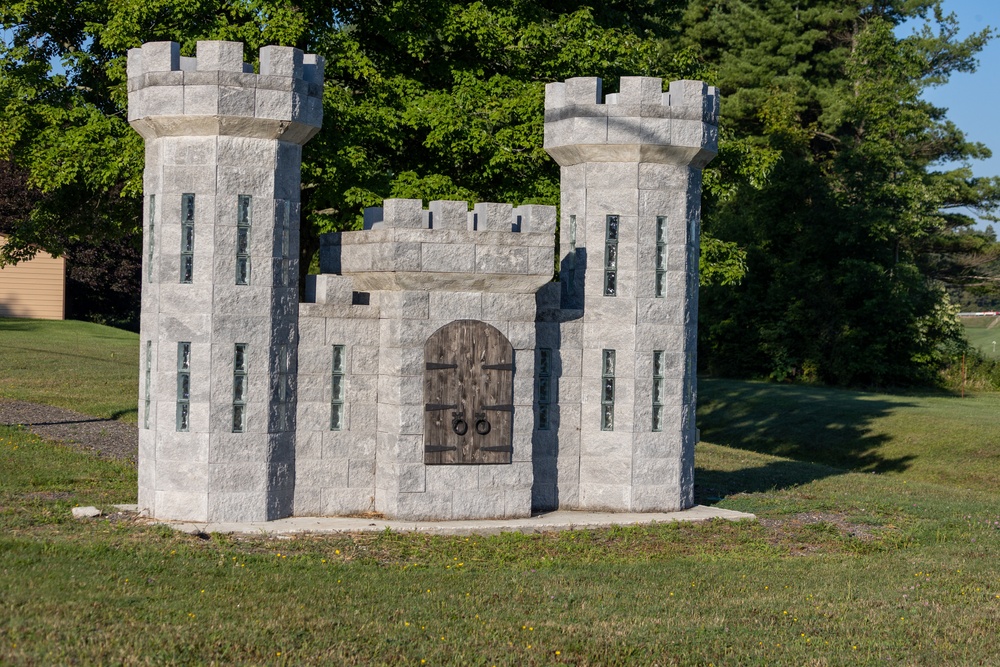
[543,76,718,512]
[130,40,323,523]
[311,200,556,520]
[132,36,717,523]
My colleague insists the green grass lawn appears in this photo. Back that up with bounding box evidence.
[961,315,1000,359]
[0,318,139,421]
[2,321,1000,664]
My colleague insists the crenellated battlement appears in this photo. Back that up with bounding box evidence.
[127,41,324,144]
[319,198,556,293]
[543,76,719,167]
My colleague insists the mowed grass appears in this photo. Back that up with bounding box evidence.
[0,318,139,421]
[2,321,1000,664]
[961,315,1000,359]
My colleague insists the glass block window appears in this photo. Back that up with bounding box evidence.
[655,216,667,298]
[233,343,248,433]
[537,348,552,430]
[274,344,291,432]
[176,342,191,431]
[652,350,665,432]
[143,341,152,430]
[601,349,615,431]
[180,194,195,283]
[604,215,619,296]
[276,200,292,287]
[147,195,155,283]
[236,195,251,285]
[331,345,346,431]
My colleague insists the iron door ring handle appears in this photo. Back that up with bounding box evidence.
[475,419,491,435]
[452,419,468,436]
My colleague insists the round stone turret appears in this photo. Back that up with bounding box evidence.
[129,41,324,523]
[540,76,718,514]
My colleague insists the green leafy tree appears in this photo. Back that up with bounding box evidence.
[688,1,1000,386]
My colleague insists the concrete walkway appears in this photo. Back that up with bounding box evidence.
[123,504,755,536]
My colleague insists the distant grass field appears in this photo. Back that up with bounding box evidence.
[2,320,1000,664]
[960,315,1000,359]
[0,318,138,421]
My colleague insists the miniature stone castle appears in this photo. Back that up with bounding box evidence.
[128,40,718,523]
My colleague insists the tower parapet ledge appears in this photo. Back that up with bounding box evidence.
[127,40,324,144]
[544,76,719,167]
[319,198,556,293]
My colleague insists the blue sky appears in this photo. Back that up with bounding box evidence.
[898,1,1000,228]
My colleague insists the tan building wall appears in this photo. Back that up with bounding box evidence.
[0,235,66,320]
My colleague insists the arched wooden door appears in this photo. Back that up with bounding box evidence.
[423,320,514,464]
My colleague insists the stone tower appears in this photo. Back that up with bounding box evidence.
[128,40,323,522]
[542,76,718,512]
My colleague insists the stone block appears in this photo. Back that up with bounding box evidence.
[209,462,268,493]
[619,76,663,106]
[578,483,631,512]
[504,488,532,518]
[217,135,277,169]
[428,200,468,230]
[323,488,373,515]
[260,45,303,78]
[607,115,642,144]
[476,245,528,275]
[394,491,453,521]
[421,242,475,273]
[452,489,505,520]
[141,41,180,73]
[564,77,602,105]
[481,292,535,322]
[196,41,244,73]
[479,461,532,489]
[143,85,185,117]
[429,291,481,321]
[399,463,426,493]
[425,465,479,492]
[473,202,513,232]
[208,492,267,522]
[380,290,430,319]
[294,487,323,515]
[348,459,375,488]
[156,459,209,492]
[383,198,424,228]
[155,490,208,522]
[296,458,348,489]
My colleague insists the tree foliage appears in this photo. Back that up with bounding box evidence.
[2,0,999,386]
[689,1,1000,386]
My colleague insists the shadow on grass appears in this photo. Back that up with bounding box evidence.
[694,458,844,505]
[697,378,917,496]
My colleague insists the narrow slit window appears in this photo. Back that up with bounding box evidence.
[176,342,191,432]
[655,216,667,298]
[180,193,195,283]
[236,195,251,285]
[147,194,156,283]
[604,215,619,296]
[331,345,346,431]
[233,343,248,433]
[537,348,552,430]
[143,341,152,430]
[601,349,615,431]
[652,350,665,432]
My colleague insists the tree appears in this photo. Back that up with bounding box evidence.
[687,1,1000,386]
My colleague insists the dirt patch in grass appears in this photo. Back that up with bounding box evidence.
[760,511,883,547]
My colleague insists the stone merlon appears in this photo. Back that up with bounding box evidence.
[127,40,324,145]
[543,76,719,168]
